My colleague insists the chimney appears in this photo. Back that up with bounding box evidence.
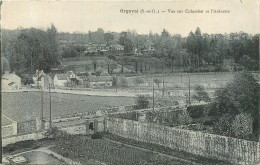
[41,70,44,73]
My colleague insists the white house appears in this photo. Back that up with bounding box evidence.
[2,71,22,90]
[53,74,68,88]
[40,75,53,89]
[31,70,46,88]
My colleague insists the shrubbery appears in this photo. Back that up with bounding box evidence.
[135,95,150,109]
[91,132,104,139]
[187,104,207,118]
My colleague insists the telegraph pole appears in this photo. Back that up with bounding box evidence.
[188,73,191,105]
[162,76,165,96]
[49,83,52,128]
[152,75,155,111]
[41,86,44,129]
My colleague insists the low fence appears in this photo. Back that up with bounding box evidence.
[106,117,260,164]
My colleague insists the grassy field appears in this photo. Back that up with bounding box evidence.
[2,92,135,125]
[127,72,235,88]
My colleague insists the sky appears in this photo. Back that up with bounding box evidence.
[2,0,260,37]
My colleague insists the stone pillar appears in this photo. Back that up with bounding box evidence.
[44,121,50,130]
[36,117,42,131]
[86,120,90,135]
[12,122,18,135]
[96,117,104,132]
[94,119,98,132]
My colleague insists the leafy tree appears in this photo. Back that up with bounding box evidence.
[104,33,114,45]
[135,95,150,109]
[119,76,128,88]
[210,71,259,139]
[133,77,144,86]
[231,113,253,139]
[176,110,192,125]
[192,85,211,103]
[154,78,161,88]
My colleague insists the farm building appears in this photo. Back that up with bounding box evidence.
[54,74,68,87]
[2,71,22,90]
[66,71,82,86]
[40,75,54,89]
[88,76,113,88]
[32,70,46,85]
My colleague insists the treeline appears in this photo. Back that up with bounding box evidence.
[58,27,259,71]
[2,26,259,75]
[2,24,60,74]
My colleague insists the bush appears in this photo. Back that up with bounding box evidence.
[192,85,211,103]
[91,132,103,139]
[214,114,233,136]
[176,110,192,125]
[187,104,206,118]
[135,95,150,109]
[231,113,253,139]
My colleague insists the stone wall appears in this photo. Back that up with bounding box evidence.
[106,117,260,164]
[2,132,46,147]
[2,124,14,138]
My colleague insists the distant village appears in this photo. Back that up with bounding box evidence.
[2,69,115,90]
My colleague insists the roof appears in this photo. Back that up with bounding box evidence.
[2,73,21,80]
[88,76,113,82]
[55,74,67,80]
[66,71,75,76]
[33,70,45,77]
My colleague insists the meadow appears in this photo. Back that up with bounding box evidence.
[2,92,135,125]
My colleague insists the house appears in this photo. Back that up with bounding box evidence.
[110,44,124,51]
[66,71,82,85]
[2,71,22,90]
[40,75,54,89]
[32,70,46,86]
[87,76,113,88]
[53,74,68,87]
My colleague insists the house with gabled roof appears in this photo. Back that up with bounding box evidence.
[2,71,22,90]
[53,74,68,87]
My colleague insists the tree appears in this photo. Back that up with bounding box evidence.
[104,33,114,45]
[119,76,128,88]
[154,78,161,88]
[133,77,144,86]
[231,113,253,139]
[210,71,259,139]
[176,110,192,125]
[135,95,150,109]
[192,85,211,103]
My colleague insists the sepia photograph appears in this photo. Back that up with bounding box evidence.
[0,0,259,164]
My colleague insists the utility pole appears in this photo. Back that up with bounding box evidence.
[162,76,165,96]
[152,75,155,111]
[188,73,191,105]
[115,75,118,93]
[41,86,44,129]
[49,83,52,129]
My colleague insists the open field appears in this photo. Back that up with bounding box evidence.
[128,72,234,86]
[2,92,135,125]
